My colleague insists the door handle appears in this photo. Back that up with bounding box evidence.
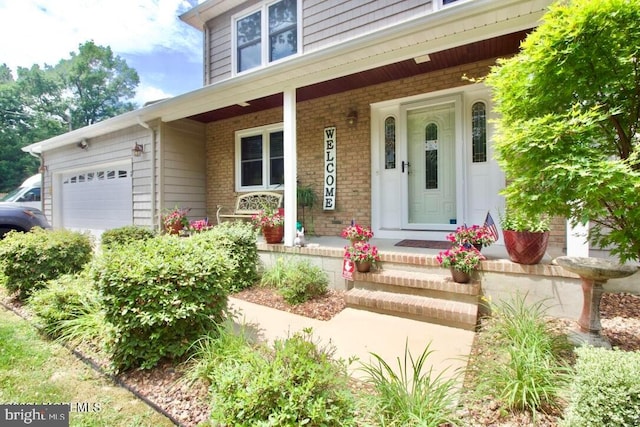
[402,161,410,173]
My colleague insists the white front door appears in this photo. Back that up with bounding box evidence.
[403,100,458,229]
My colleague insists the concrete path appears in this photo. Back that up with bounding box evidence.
[228,297,475,380]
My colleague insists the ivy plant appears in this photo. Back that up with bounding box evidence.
[485,0,640,261]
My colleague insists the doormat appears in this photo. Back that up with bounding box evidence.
[394,240,451,249]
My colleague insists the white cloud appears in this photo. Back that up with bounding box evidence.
[132,83,173,107]
[0,0,202,72]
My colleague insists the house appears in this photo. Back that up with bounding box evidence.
[24,0,560,248]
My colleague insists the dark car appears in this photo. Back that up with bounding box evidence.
[0,204,51,238]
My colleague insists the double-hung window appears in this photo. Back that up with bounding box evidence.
[236,125,284,191]
[235,0,298,73]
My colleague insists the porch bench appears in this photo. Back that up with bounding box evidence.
[216,191,283,224]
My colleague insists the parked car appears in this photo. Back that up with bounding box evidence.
[0,174,42,209]
[0,204,51,238]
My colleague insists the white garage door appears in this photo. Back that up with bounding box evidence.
[61,166,132,236]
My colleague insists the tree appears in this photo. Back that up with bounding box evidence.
[485,0,640,262]
[55,41,139,129]
[0,41,139,190]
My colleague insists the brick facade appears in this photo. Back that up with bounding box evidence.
[205,57,565,251]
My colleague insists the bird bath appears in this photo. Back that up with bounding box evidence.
[555,256,638,348]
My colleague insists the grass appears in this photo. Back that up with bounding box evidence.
[0,306,173,427]
[359,341,461,426]
[462,294,573,421]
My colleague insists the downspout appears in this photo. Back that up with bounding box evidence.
[137,117,158,231]
[26,149,45,213]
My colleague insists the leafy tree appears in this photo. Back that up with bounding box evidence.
[485,0,640,262]
[0,41,139,190]
[55,41,139,128]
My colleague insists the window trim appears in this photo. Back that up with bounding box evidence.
[235,123,285,192]
[232,0,301,75]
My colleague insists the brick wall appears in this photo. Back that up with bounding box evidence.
[204,57,566,251]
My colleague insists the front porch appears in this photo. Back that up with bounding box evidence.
[257,236,640,331]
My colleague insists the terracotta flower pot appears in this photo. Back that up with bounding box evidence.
[450,268,471,283]
[167,222,183,235]
[355,261,372,273]
[503,230,550,265]
[262,225,284,244]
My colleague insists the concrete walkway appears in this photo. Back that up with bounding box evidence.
[228,297,475,381]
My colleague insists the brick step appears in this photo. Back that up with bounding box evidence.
[353,268,480,304]
[345,288,479,331]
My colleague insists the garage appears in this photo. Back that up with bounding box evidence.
[60,164,132,236]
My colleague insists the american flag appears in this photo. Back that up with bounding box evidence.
[484,211,499,242]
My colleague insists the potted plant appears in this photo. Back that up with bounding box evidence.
[162,207,190,235]
[500,209,550,265]
[297,183,317,234]
[341,222,374,244]
[189,218,212,234]
[436,245,485,283]
[252,206,285,244]
[344,240,380,272]
[446,225,496,251]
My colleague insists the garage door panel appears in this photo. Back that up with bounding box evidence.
[61,166,132,234]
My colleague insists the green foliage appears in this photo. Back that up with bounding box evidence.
[208,221,259,292]
[100,225,156,249]
[184,320,256,386]
[499,210,550,232]
[485,0,640,262]
[359,341,460,427]
[92,233,233,372]
[470,295,571,415]
[0,41,139,189]
[207,328,357,426]
[261,257,328,304]
[28,270,97,335]
[0,228,93,299]
[562,347,640,426]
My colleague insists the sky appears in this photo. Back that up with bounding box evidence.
[0,0,205,106]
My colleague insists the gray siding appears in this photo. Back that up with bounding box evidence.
[303,0,430,52]
[43,126,152,229]
[159,120,208,222]
[204,0,431,84]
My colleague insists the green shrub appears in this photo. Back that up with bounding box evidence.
[470,295,571,414]
[359,341,460,427]
[29,269,99,336]
[0,228,93,299]
[261,257,328,304]
[93,232,233,372]
[208,329,356,426]
[208,221,259,292]
[100,226,156,249]
[562,347,640,426]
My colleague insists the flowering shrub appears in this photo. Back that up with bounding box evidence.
[446,225,496,248]
[189,219,212,233]
[162,207,190,231]
[436,245,485,273]
[251,207,284,229]
[341,223,374,241]
[344,241,380,264]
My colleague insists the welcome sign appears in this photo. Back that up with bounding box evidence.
[323,127,336,210]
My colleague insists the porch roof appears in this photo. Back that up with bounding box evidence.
[23,0,550,155]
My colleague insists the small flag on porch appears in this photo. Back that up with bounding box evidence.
[484,211,499,242]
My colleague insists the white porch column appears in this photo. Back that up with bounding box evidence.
[283,88,297,246]
[566,219,590,257]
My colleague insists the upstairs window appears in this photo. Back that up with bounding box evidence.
[235,0,298,73]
